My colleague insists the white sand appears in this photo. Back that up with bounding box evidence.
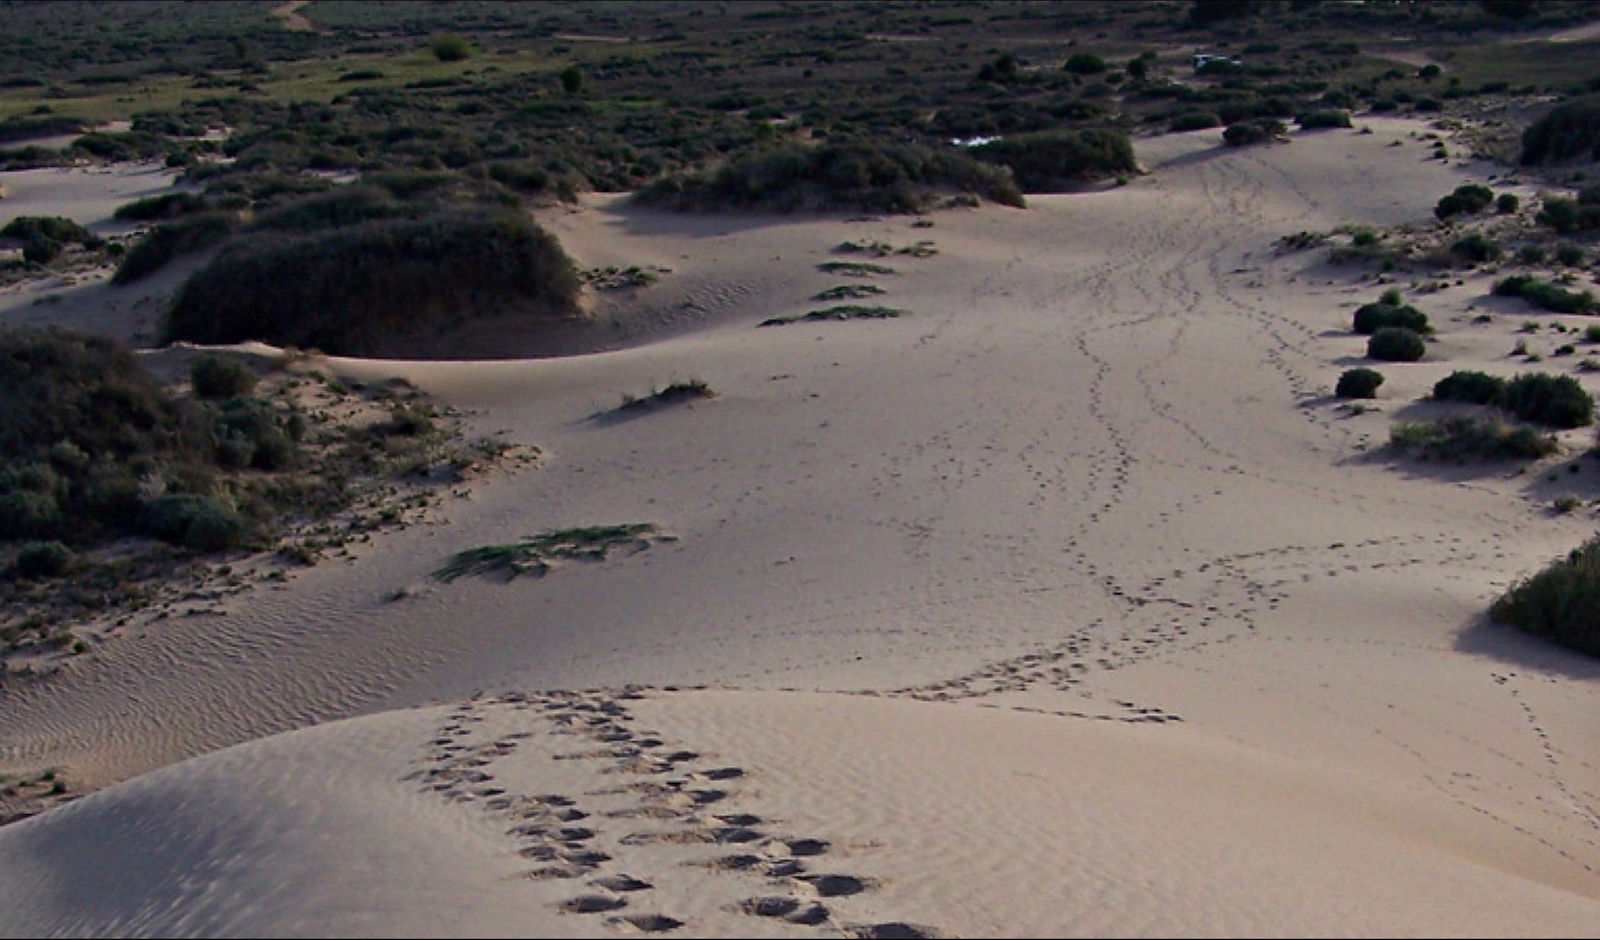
[3,118,1599,936]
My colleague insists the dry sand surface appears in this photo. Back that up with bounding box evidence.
[3,118,1599,936]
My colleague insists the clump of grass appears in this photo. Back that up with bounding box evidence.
[1388,415,1557,461]
[433,523,659,582]
[1492,533,1600,657]
[190,356,257,400]
[759,306,902,327]
[813,284,886,301]
[1553,494,1583,514]
[614,380,715,413]
[817,261,895,277]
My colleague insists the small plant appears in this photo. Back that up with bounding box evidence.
[1434,184,1494,220]
[817,261,895,277]
[813,284,886,301]
[1553,494,1583,514]
[1450,232,1502,264]
[1496,193,1520,214]
[1352,229,1379,248]
[1388,416,1557,461]
[11,540,74,580]
[430,34,472,62]
[1519,245,1548,265]
[1335,367,1383,399]
[1498,372,1594,428]
[1555,243,1585,267]
[190,356,256,400]
[760,306,902,327]
[1352,294,1429,335]
[433,523,659,582]
[1367,326,1426,362]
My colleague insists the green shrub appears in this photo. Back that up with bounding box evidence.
[1353,301,1429,335]
[1494,275,1595,313]
[1367,326,1425,362]
[250,186,414,233]
[1335,367,1383,398]
[190,356,256,400]
[1434,184,1494,220]
[1519,245,1548,264]
[1222,119,1284,147]
[1063,53,1108,75]
[165,211,582,356]
[1296,109,1351,129]
[113,212,238,284]
[1492,534,1600,656]
[1520,96,1600,165]
[11,540,74,579]
[1498,372,1594,427]
[1169,111,1221,132]
[0,490,61,539]
[1537,197,1600,233]
[113,192,208,222]
[1450,232,1502,263]
[637,140,1025,213]
[1433,370,1506,405]
[142,493,244,551]
[1555,243,1585,266]
[1,215,96,246]
[970,128,1137,190]
[1389,415,1556,460]
[431,34,472,62]
[1496,192,1520,214]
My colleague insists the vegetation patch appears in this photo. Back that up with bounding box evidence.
[607,380,715,417]
[1,216,102,264]
[1335,367,1383,399]
[1353,292,1430,335]
[112,212,239,284]
[634,141,1025,214]
[1493,274,1596,314]
[1367,326,1426,362]
[813,284,886,301]
[968,128,1137,190]
[1520,96,1600,165]
[433,523,661,583]
[1388,415,1557,461]
[163,210,581,356]
[1432,370,1506,405]
[817,260,895,277]
[759,306,902,327]
[1434,183,1494,220]
[1492,534,1600,657]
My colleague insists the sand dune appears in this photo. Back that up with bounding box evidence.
[3,118,1600,935]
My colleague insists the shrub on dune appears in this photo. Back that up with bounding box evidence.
[1493,535,1600,657]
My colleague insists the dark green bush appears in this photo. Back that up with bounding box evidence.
[11,540,75,579]
[165,210,582,356]
[970,128,1137,190]
[1353,301,1429,335]
[1492,535,1600,657]
[0,490,61,539]
[1222,119,1284,147]
[1169,111,1221,132]
[1335,367,1383,398]
[1520,96,1600,165]
[431,34,472,62]
[1537,197,1600,233]
[637,140,1025,213]
[1555,243,1585,266]
[142,493,244,551]
[1450,232,1502,263]
[190,356,257,400]
[113,212,238,284]
[1433,370,1506,405]
[1496,192,1520,214]
[1498,372,1594,427]
[251,186,414,233]
[1494,275,1595,313]
[1063,53,1108,75]
[1389,415,1556,461]
[1434,184,1494,220]
[113,192,209,222]
[1367,326,1425,362]
[1296,109,1351,129]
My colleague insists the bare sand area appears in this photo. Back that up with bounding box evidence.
[2,118,1598,936]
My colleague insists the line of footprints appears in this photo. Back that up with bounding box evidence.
[407,687,938,939]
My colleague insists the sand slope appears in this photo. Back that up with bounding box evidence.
[3,118,1599,934]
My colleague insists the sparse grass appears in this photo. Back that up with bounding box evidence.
[612,380,715,414]
[817,261,894,277]
[813,284,886,302]
[432,523,659,582]
[1388,415,1558,461]
[759,306,902,327]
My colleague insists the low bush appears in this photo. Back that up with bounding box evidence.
[431,34,472,62]
[1222,119,1285,147]
[1536,197,1600,233]
[1498,372,1594,427]
[636,140,1025,213]
[1494,274,1595,314]
[1063,53,1108,74]
[1555,243,1585,266]
[970,128,1137,190]
[1496,192,1520,214]
[1353,301,1429,335]
[1491,534,1600,657]
[11,540,74,579]
[142,493,244,551]
[112,212,238,284]
[1520,96,1600,165]
[1,215,102,263]
[1432,370,1505,405]
[1434,183,1494,220]
[1449,232,1502,263]
[1169,111,1221,132]
[113,192,209,222]
[190,356,256,400]
[1367,326,1425,362]
[1389,415,1556,460]
[250,186,416,233]
[1335,367,1383,399]
[1296,109,1351,129]
[164,210,582,356]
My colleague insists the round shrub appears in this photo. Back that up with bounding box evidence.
[1353,302,1429,335]
[143,493,244,551]
[190,356,256,400]
[1492,534,1600,657]
[1368,326,1425,362]
[431,34,472,62]
[1169,111,1221,132]
[1450,232,1502,263]
[1556,243,1585,266]
[1296,109,1352,129]
[1434,184,1493,220]
[1496,193,1520,214]
[1063,53,1108,74]
[1432,370,1506,404]
[1335,367,1383,399]
[1498,372,1594,428]
[12,540,74,579]
[0,490,61,539]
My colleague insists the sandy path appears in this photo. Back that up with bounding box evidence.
[2,120,1599,931]
[269,0,316,34]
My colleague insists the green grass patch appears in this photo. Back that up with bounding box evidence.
[433,523,660,582]
[817,261,895,277]
[759,306,902,327]
[813,284,887,301]
[1388,415,1557,461]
